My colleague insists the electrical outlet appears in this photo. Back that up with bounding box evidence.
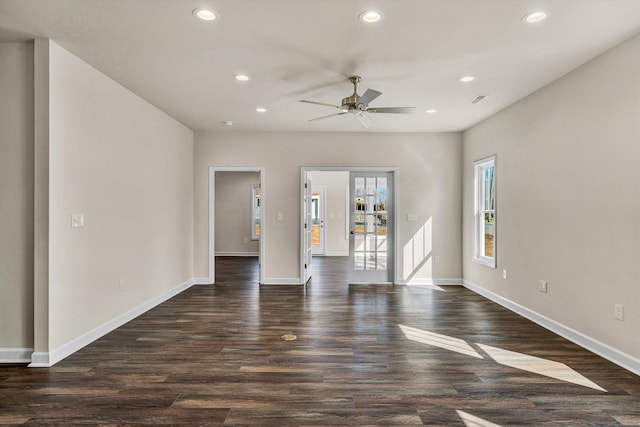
[502,269,508,280]
[614,304,624,321]
[71,213,84,228]
[539,280,548,293]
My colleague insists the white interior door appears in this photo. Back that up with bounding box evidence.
[349,172,393,283]
[303,173,313,283]
[311,186,326,255]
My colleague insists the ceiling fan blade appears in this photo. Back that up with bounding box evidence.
[308,112,348,122]
[354,111,376,128]
[367,107,416,114]
[356,89,382,109]
[289,78,347,97]
[300,100,343,109]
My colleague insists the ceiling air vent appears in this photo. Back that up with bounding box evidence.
[470,94,489,104]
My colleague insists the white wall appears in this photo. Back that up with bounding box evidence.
[215,172,259,255]
[0,42,34,358]
[194,132,462,284]
[46,42,194,356]
[309,171,349,256]
[463,34,640,362]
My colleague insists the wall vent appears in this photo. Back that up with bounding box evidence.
[470,94,489,104]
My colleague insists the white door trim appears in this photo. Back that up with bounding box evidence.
[303,173,313,283]
[300,167,399,284]
[208,166,265,284]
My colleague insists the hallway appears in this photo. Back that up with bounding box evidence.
[1,257,639,425]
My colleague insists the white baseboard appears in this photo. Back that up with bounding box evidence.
[193,277,211,285]
[38,278,196,367]
[398,277,463,286]
[434,278,463,286]
[323,251,349,257]
[28,352,50,367]
[261,277,302,285]
[215,252,259,257]
[463,279,640,377]
[0,347,33,364]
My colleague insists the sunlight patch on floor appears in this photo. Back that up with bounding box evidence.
[457,410,503,427]
[476,343,607,392]
[399,324,607,392]
[399,324,483,359]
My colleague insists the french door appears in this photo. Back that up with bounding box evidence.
[349,172,393,283]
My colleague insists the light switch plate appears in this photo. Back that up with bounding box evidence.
[539,280,548,293]
[407,213,417,222]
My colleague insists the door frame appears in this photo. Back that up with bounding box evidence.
[303,172,313,283]
[209,166,265,284]
[300,167,399,284]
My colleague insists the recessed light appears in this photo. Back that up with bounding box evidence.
[193,8,218,21]
[358,10,383,23]
[256,107,267,113]
[522,11,548,24]
[459,76,475,83]
[234,74,250,82]
[425,109,438,114]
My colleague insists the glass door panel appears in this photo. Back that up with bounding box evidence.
[349,172,393,283]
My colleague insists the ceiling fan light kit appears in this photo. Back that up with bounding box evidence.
[300,76,416,128]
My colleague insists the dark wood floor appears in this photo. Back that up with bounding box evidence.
[2,257,640,426]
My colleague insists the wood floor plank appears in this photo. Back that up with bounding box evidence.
[1,256,639,425]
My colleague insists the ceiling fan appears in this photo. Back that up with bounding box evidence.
[300,76,416,128]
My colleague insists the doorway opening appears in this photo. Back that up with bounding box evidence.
[311,186,326,255]
[208,166,264,284]
[300,167,398,285]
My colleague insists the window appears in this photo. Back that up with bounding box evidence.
[251,184,260,240]
[474,155,496,267]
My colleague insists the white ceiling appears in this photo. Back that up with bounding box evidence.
[1,0,639,133]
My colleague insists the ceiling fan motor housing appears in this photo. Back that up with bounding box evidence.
[342,76,363,110]
[341,94,360,110]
